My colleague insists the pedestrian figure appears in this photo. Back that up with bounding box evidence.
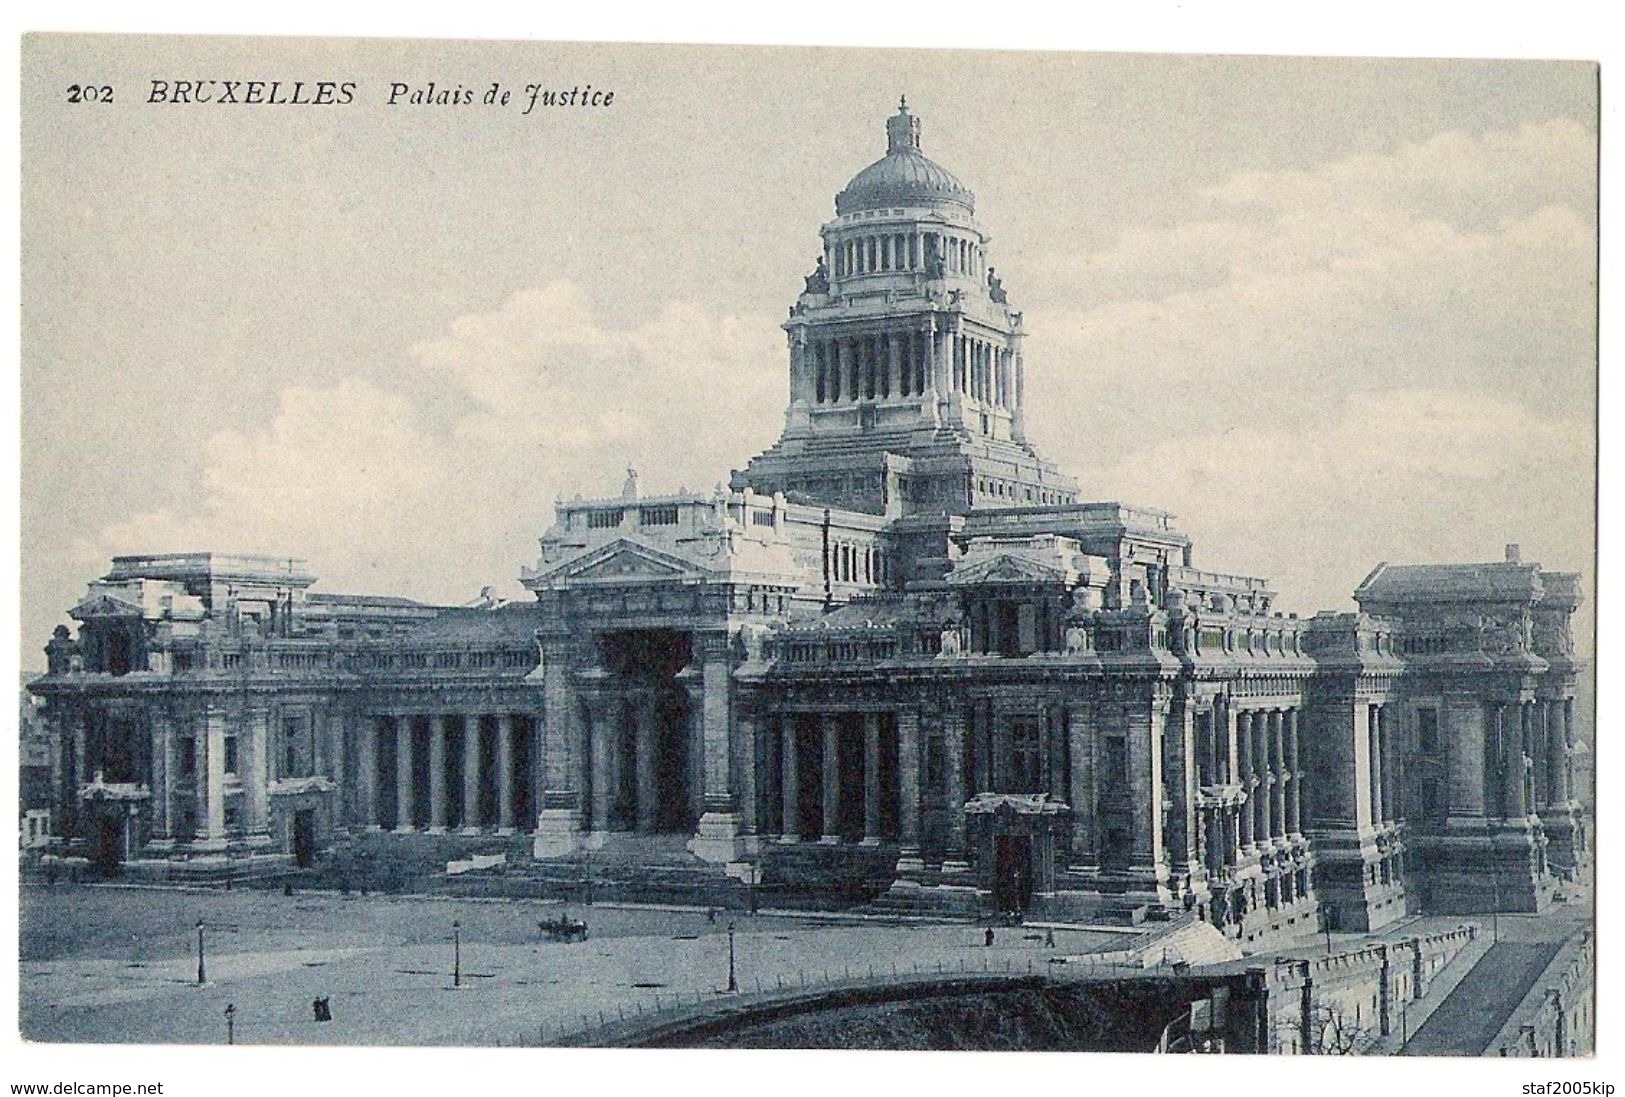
[1045,927,1056,948]
[312,996,331,1022]
[984,927,995,947]
[708,906,717,924]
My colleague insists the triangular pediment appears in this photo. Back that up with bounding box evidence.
[947,553,1067,586]
[69,592,145,619]
[553,538,707,585]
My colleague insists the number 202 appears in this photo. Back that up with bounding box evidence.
[67,85,114,103]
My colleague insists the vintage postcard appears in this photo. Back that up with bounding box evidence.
[17,32,1597,1064]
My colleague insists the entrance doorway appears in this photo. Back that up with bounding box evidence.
[292,809,317,868]
[994,834,1034,914]
[596,629,696,834]
[93,815,124,873]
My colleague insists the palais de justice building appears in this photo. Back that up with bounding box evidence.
[29,102,1587,942]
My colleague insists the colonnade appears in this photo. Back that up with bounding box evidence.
[361,713,530,835]
[1493,697,1577,819]
[769,712,901,845]
[1365,702,1402,827]
[1235,707,1303,849]
[829,229,982,280]
[800,329,1018,411]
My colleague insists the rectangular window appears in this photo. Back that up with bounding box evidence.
[925,734,945,790]
[178,736,196,776]
[1104,736,1128,787]
[1417,711,1443,754]
[223,734,239,776]
[1009,717,1042,792]
[283,716,313,778]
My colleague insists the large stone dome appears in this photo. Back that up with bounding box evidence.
[834,100,975,216]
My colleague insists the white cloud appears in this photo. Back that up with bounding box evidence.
[70,121,1594,642]
[1083,389,1592,620]
[74,283,786,604]
[1015,118,1594,620]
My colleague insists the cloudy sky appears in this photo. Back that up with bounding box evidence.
[20,37,1596,664]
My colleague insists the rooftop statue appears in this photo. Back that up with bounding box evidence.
[987,266,1008,304]
[803,255,829,294]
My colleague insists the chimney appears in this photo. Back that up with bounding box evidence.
[1505,543,1521,564]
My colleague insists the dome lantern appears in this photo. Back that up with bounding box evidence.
[835,100,975,216]
[886,96,922,154]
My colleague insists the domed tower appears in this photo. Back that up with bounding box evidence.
[737,99,1078,517]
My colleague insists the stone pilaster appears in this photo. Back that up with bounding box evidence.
[199,709,228,850]
[533,638,586,858]
[244,707,271,844]
[687,631,745,863]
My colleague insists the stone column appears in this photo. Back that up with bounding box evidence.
[886,332,901,400]
[688,632,745,862]
[635,694,657,833]
[1541,701,1560,805]
[1253,710,1272,842]
[1127,701,1165,874]
[1269,709,1286,841]
[201,710,227,848]
[496,714,516,834]
[148,715,171,842]
[1506,703,1529,818]
[862,711,882,844]
[534,637,586,857]
[1563,698,1576,802]
[1238,712,1255,850]
[1383,704,1397,822]
[427,715,450,833]
[819,714,842,843]
[1169,700,1199,875]
[244,707,270,842]
[943,706,969,869]
[1368,704,1384,828]
[1067,706,1095,865]
[358,717,380,830]
[394,717,415,832]
[461,715,483,834]
[1445,697,1489,821]
[780,716,801,842]
[896,709,923,871]
[586,695,614,835]
[1287,708,1303,837]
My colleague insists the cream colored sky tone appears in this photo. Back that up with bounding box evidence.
[20,36,1598,662]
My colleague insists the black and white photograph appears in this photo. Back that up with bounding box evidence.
[10,11,1604,1086]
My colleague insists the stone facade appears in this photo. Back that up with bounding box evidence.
[28,103,1586,941]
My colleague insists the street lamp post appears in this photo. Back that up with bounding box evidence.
[453,920,462,988]
[224,1003,236,1045]
[727,922,738,994]
[196,919,206,985]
